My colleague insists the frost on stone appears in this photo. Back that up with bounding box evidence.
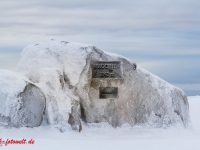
[15,84,45,127]
[0,40,191,131]
[68,99,82,132]
[0,70,45,127]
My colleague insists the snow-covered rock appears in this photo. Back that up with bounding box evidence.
[0,70,45,127]
[0,40,191,131]
[68,99,82,132]
[21,68,77,132]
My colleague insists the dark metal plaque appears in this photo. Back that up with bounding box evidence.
[92,61,122,78]
[99,87,118,99]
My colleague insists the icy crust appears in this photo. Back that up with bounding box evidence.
[136,67,190,127]
[0,40,191,130]
[0,70,45,127]
[0,70,27,117]
[18,40,92,86]
[75,47,191,128]
[23,68,76,131]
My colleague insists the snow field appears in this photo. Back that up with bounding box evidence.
[0,96,199,150]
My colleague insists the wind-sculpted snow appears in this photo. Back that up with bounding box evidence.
[0,40,191,131]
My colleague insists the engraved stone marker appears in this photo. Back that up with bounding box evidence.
[99,87,118,99]
[92,61,122,78]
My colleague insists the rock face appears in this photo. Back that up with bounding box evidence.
[68,100,82,132]
[17,84,45,127]
[0,40,191,131]
[75,50,190,128]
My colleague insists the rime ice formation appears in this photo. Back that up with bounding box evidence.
[0,40,191,131]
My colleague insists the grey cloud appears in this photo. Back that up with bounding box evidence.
[0,53,20,71]
[1,0,200,33]
[138,57,200,84]
[0,0,200,95]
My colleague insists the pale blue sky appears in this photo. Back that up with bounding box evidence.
[0,0,200,95]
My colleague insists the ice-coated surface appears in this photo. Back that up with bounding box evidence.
[0,70,27,118]
[18,40,92,86]
[0,40,191,130]
[0,70,45,127]
[0,40,190,132]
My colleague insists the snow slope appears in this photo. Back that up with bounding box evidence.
[0,96,199,150]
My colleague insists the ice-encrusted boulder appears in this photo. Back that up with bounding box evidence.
[0,40,191,131]
[20,68,79,132]
[18,40,190,127]
[0,70,45,127]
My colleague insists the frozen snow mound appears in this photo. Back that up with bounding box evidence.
[0,40,191,131]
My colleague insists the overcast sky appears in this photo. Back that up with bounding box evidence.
[0,0,200,96]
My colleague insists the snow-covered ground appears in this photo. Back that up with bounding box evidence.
[0,96,200,150]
